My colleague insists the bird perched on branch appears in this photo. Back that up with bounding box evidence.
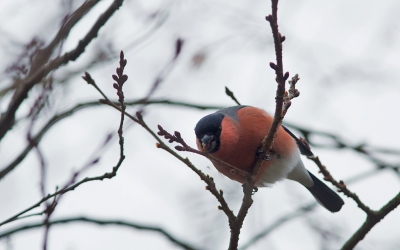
[194,105,344,213]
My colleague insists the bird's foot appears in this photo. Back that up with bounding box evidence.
[241,184,259,195]
[256,147,271,161]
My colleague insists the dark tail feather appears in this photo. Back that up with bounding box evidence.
[305,171,344,213]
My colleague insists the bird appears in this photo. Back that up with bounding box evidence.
[194,105,344,213]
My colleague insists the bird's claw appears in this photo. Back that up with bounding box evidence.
[256,147,270,161]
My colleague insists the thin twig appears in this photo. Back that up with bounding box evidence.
[308,151,400,248]
[83,66,237,226]
[225,87,241,105]
[240,165,381,250]
[99,100,236,224]
[309,156,374,215]
[0,0,124,141]
[0,99,223,181]
[0,216,198,250]
[341,192,400,250]
[157,126,249,178]
[284,122,400,177]
[141,38,184,106]
[239,203,317,250]
[0,158,124,227]
[0,50,128,228]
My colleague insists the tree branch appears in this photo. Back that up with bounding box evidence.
[228,1,296,248]
[0,150,125,227]
[0,216,198,250]
[94,96,240,230]
[308,145,400,249]
[225,87,241,105]
[100,100,237,225]
[285,122,400,177]
[0,49,127,228]
[239,203,317,250]
[341,192,400,250]
[0,0,124,141]
[0,99,223,181]
[83,69,237,229]
[309,156,374,215]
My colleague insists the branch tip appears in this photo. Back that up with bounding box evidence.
[136,111,143,121]
[269,62,277,70]
[283,72,289,81]
[174,131,181,138]
[174,38,184,58]
[225,86,241,105]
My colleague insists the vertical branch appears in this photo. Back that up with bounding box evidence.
[260,0,289,162]
[228,0,295,249]
[112,51,128,172]
[40,52,129,249]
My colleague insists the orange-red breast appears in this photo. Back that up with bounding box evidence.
[195,106,344,212]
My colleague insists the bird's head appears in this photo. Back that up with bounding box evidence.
[194,112,224,153]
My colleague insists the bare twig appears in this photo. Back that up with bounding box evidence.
[0,155,121,227]
[94,94,239,229]
[155,141,237,225]
[99,100,237,224]
[24,80,55,250]
[42,186,58,250]
[81,54,238,228]
[0,0,124,141]
[341,192,400,250]
[308,155,400,249]
[142,38,184,103]
[225,87,241,105]
[1,133,111,227]
[1,0,101,136]
[239,203,317,250]
[284,122,400,177]
[228,1,295,248]
[309,156,374,215]
[0,216,198,250]
[241,167,378,250]
[0,99,222,181]
[0,49,127,228]
[157,126,249,178]
[282,74,300,117]
[112,51,127,173]
[134,38,185,118]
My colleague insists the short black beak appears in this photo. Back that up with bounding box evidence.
[201,134,214,151]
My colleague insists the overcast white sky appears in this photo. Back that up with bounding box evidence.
[0,0,400,249]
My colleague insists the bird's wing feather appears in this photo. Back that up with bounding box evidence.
[305,171,344,213]
[282,125,313,156]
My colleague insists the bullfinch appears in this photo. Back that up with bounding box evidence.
[194,105,344,213]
